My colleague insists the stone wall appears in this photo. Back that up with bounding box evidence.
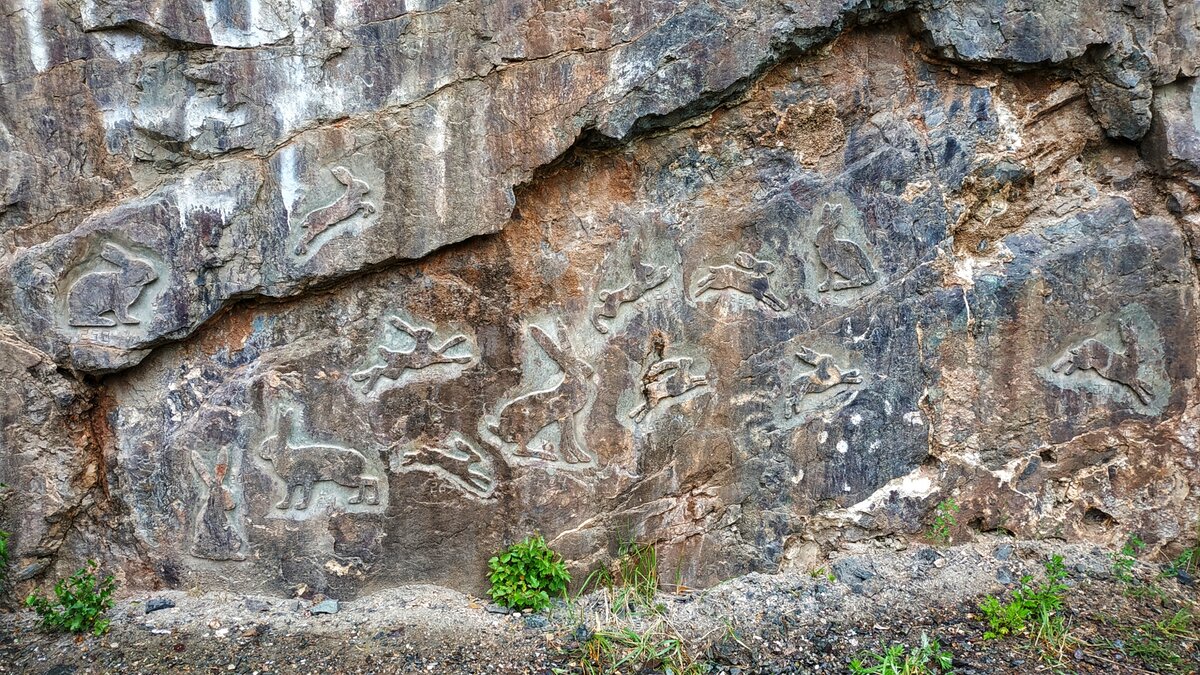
[1,0,1198,597]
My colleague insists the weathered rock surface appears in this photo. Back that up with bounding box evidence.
[0,1,1197,598]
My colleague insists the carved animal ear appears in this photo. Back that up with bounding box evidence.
[191,451,213,486]
[757,260,776,274]
[100,243,129,267]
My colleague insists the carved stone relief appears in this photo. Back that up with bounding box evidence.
[66,243,159,327]
[392,435,497,499]
[351,315,473,394]
[190,446,247,561]
[292,166,376,256]
[788,345,863,415]
[483,322,595,465]
[591,259,670,333]
[813,203,877,292]
[629,334,710,421]
[1051,319,1154,405]
[259,408,381,510]
[695,251,788,310]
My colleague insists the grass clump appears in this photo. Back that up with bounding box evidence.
[849,633,954,675]
[1117,609,1197,671]
[979,554,1069,644]
[570,619,706,675]
[581,540,661,614]
[25,559,116,635]
[488,535,571,612]
[927,499,958,546]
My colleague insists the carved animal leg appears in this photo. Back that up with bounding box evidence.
[295,484,312,510]
[294,239,310,256]
[276,486,296,510]
[466,471,491,494]
[559,416,590,464]
[349,483,363,504]
[115,303,141,325]
[591,309,611,334]
[351,366,382,393]
[359,201,377,216]
[1051,354,1077,375]
[1132,380,1154,405]
[629,402,648,421]
[365,478,379,504]
[696,275,713,294]
[79,312,118,328]
[761,291,788,311]
[790,381,813,413]
[842,370,863,384]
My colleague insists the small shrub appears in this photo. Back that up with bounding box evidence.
[928,499,958,545]
[488,535,570,611]
[0,529,10,587]
[25,559,117,635]
[1112,535,1145,584]
[849,633,954,675]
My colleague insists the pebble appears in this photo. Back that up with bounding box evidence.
[485,604,511,615]
[145,598,176,614]
[994,544,1013,561]
[311,600,339,615]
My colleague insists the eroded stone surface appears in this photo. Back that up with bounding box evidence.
[0,3,1198,599]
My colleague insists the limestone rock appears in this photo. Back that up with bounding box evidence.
[0,1,1197,599]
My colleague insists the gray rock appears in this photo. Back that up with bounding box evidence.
[994,544,1013,561]
[311,600,339,615]
[485,604,511,615]
[144,598,175,614]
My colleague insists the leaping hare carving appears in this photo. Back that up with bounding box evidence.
[1052,320,1153,405]
[401,438,493,496]
[487,323,594,464]
[259,409,380,509]
[592,261,670,333]
[629,356,709,421]
[814,203,877,292]
[67,243,158,327]
[696,251,788,310]
[788,346,862,413]
[293,166,376,255]
[351,316,472,393]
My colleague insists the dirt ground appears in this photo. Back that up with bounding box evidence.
[1,540,1196,674]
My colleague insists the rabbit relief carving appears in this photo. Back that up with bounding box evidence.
[66,243,159,327]
[260,409,380,510]
[191,447,247,561]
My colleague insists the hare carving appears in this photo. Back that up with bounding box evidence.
[788,346,862,414]
[696,251,788,310]
[67,243,158,327]
[190,447,246,561]
[351,316,471,393]
[1052,320,1154,405]
[814,203,877,292]
[629,356,709,421]
[592,261,670,333]
[401,438,493,496]
[293,166,376,256]
[487,323,594,464]
[260,409,380,510]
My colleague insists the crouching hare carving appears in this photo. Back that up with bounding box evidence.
[260,410,380,510]
[67,243,158,327]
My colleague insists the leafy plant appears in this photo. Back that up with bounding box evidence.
[1112,535,1145,584]
[928,499,959,545]
[0,529,9,588]
[488,535,570,611]
[849,633,954,675]
[1163,545,1198,579]
[980,555,1069,642]
[25,559,117,635]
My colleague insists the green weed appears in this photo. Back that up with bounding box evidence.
[928,499,959,546]
[848,633,954,675]
[980,554,1069,643]
[1112,535,1145,584]
[487,535,571,611]
[25,559,116,635]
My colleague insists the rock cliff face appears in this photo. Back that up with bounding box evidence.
[1,0,1198,597]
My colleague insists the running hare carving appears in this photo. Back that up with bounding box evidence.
[293,166,376,255]
[695,251,788,310]
[1052,320,1154,405]
[190,447,247,561]
[67,243,158,327]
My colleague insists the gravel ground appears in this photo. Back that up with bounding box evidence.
[1,540,1196,674]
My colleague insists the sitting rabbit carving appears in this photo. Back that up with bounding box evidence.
[67,243,158,327]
